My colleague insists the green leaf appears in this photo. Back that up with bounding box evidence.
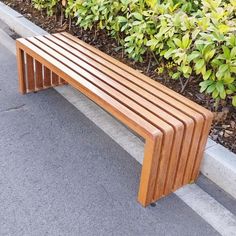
[203,70,212,80]
[146,39,159,47]
[224,77,234,84]
[228,84,236,91]
[229,35,236,46]
[172,72,180,80]
[205,49,216,62]
[188,51,201,62]
[230,47,236,58]
[126,47,134,53]
[164,49,175,59]
[195,59,205,70]
[232,96,236,106]
[226,90,234,95]
[216,81,224,93]
[218,24,230,34]
[206,84,216,94]
[200,80,214,93]
[231,67,236,73]
[182,34,190,49]
[212,89,219,99]
[173,38,182,48]
[182,65,191,74]
[124,36,133,42]
[117,16,128,23]
[167,40,175,48]
[216,64,229,78]
[222,46,231,60]
[211,59,222,66]
[132,12,143,21]
[220,90,226,99]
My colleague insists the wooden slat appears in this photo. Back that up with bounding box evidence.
[47,35,193,120]
[61,32,211,117]
[52,72,59,85]
[43,66,51,87]
[59,77,67,84]
[28,37,175,131]
[35,60,43,89]
[54,34,204,121]
[40,36,184,125]
[26,54,35,91]
[190,118,212,181]
[16,46,26,94]
[138,137,162,206]
[16,39,159,139]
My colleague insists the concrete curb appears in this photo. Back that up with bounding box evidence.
[0,2,235,199]
[0,28,16,55]
[202,142,236,198]
[0,2,47,37]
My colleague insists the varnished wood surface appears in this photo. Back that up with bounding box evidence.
[16,33,213,207]
[16,47,26,94]
[35,60,43,90]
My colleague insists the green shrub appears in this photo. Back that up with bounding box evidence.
[32,0,59,16]
[32,0,236,107]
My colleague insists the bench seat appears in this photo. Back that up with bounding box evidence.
[16,32,213,207]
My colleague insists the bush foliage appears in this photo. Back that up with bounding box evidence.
[32,0,236,106]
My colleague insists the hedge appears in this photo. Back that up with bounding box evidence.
[32,0,236,107]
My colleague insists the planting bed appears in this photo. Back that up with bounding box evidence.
[1,0,235,154]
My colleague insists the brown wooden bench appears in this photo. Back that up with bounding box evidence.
[16,32,213,207]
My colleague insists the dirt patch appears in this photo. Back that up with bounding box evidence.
[1,0,235,154]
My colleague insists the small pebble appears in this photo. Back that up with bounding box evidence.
[150,203,156,207]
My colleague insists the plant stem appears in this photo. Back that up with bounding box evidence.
[180,77,192,93]
[146,52,151,73]
[151,50,158,64]
[69,16,71,31]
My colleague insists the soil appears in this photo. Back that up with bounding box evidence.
[1,0,235,154]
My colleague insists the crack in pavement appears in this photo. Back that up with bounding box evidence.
[0,104,26,113]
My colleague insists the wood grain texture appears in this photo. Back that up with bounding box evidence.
[16,46,26,94]
[138,136,162,206]
[26,54,35,91]
[15,34,213,207]
[43,66,51,87]
[52,72,59,85]
[35,60,43,89]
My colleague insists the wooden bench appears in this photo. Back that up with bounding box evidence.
[16,32,213,207]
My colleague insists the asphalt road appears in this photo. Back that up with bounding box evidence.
[0,43,222,236]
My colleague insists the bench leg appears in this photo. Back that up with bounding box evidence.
[191,117,213,181]
[16,46,68,94]
[138,137,162,207]
[16,46,26,94]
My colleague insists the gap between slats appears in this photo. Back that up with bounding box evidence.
[22,51,66,92]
